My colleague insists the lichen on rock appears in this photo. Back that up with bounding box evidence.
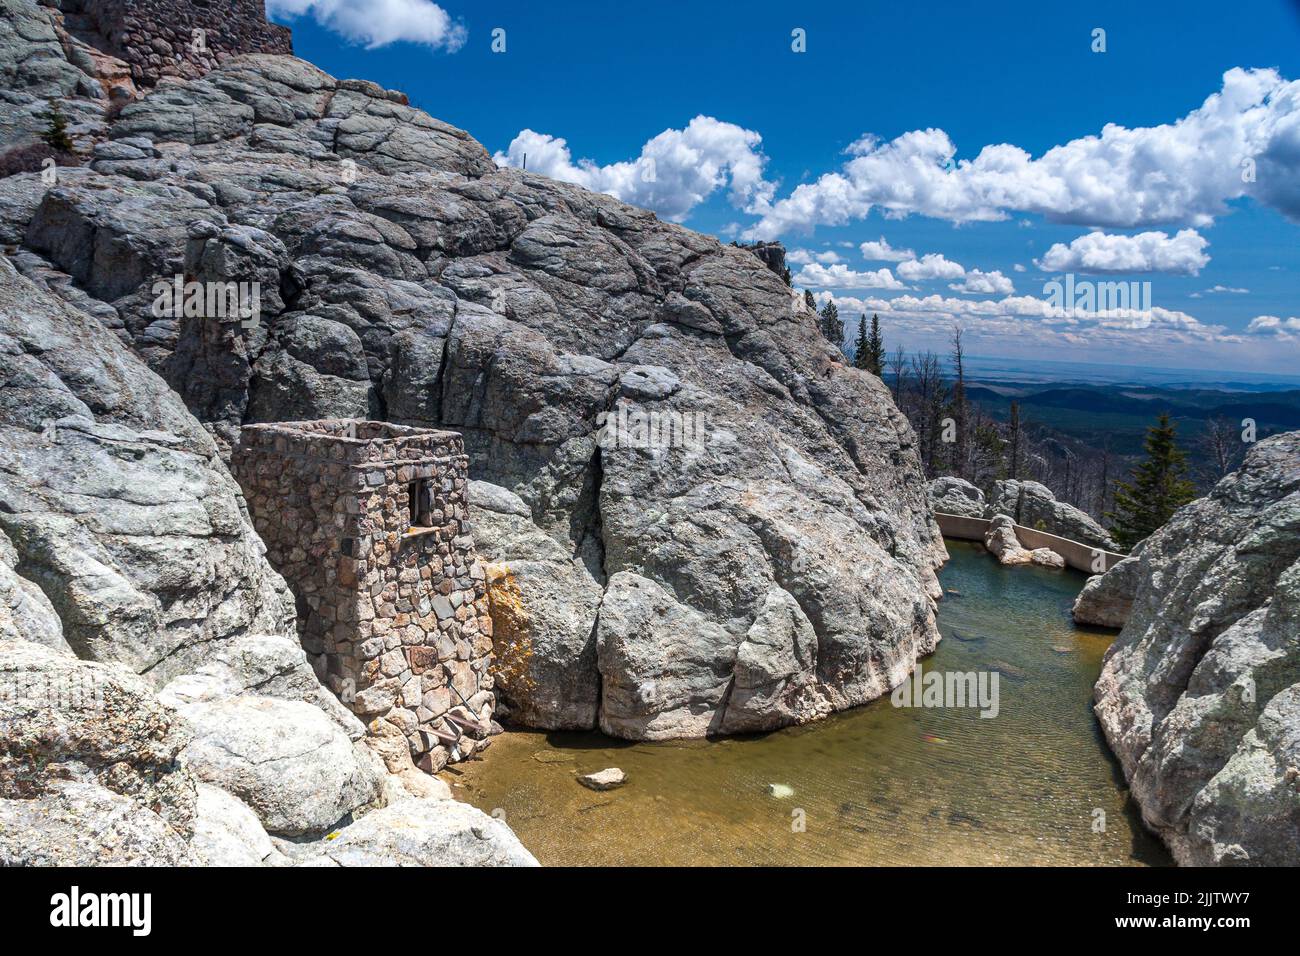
[1093,431,1300,865]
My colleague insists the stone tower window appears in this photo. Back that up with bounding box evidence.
[410,479,434,527]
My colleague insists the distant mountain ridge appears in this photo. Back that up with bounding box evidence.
[967,385,1300,427]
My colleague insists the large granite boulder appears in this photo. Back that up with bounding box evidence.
[0,638,194,864]
[168,694,385,838]
[721,585,830,733]
[1094,431,1300,865]
[0,0,111,156]
[0,20,945,739]
[0,780,198,866]
[983,514,1032,565]
[927,476,985,518]
[299,796,539,867]
[470,480,603,730]
[0,258,296,682]
[986,479,1118,551]
[1072,550,1143,628]
[0,529,68,652]
[157,631,365,740]
[983,515,1064,569]
[1185,684,1300,866]
[596,570,739,739]
[0,0,94,100]
[0,639,197,833]
[0,150,537,863]
[0,633,531,865]
[189,782,283,866]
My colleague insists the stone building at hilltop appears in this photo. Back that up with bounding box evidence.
[49,0,293,89]
[233,420,496,772]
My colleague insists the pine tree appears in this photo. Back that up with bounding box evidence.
[803,289,816,312]
[911,350,946,476]
[41,101,74,153]
[865,313,884,375]
[971,414,1005,490]
[852,315,870,370]
[818,300,844,352]
[1108,412,1196,551]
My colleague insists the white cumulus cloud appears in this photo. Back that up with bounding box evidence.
[859,237,915,262]
[1246,315,1300,336]
[744,68,1300,239]
[793,263,905,290]
[788,248,843,265]
[1035,229,1210,275]
[897,253,966,281]
[268,0,466,50]
[949,270,1015,294]
[493,116,774,222]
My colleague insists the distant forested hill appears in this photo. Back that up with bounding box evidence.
[964,383,1300,456]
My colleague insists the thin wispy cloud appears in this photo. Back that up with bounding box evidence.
[1190,284,1250,297]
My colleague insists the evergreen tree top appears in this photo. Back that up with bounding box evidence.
[1108,412,1196,552]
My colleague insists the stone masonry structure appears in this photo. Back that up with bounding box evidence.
[233,420,495,772]
[52,0,293,88]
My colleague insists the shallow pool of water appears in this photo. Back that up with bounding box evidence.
[452,540,1170,866]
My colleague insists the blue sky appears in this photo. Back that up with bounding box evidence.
[271,0,1300,375]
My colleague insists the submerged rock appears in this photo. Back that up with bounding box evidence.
[578,768,627,791]
[989,660,1028,681]
[532,750,576,764]
[1094,431,1300,865]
